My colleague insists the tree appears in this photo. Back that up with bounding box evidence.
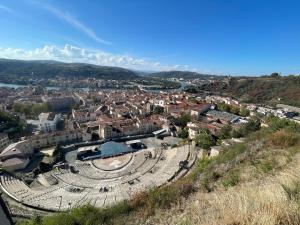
[230,105,240,115]
[218,102,230,112]
[239,107,250,117]
[238,118,261,137]
[0,110,25,138]
[178,128,189,139]
[231,129,242,138]
[218,125,232,140]
[153,106,164,114]
[13,102,51,118]
[195,130,216,150]
[270,72,280,78]
[178,113,191,128]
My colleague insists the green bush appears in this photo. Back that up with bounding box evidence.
[218,125,232,140]
[201,171,220,192]
[266,115,300,132]
[238,118,261,137]
[252,159,274,173]
[18,203,133,225]
[217,102,250,117]
[178,128,189,139]
[42,213,77,225]
[195,158,212,173]
[195,130,216,150]
[179,113,191,128]
[222,170,240,189]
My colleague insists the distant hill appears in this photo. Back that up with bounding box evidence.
[196,76,300,107]
[148,70,221,79]
[0,58,139,80]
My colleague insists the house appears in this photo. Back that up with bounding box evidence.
[187,120,225,138]
[206,110,240,124]
[257,107,277,116]
[98,122,121,140]
[190,103,211,118]
[72,109,97,123]
[98,117,162,140]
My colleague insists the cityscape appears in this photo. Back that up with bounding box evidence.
[0,1,300,225]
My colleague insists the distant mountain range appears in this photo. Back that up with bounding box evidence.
[147,71,222,79]
[0,58,139,80]
[0,59,223,81]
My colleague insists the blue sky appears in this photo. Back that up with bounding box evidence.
[0,0,300,75]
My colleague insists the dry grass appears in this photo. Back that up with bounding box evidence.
[137,154,300,225]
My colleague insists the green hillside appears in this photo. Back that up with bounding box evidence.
[0,58,139,81]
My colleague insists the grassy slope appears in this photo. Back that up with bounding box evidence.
[136,130,300,225]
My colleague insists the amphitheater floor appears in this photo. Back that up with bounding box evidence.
[92,154,133,171]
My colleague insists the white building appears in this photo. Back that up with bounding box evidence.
[38,112,62,133]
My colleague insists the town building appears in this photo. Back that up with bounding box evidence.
[206,110,240,124]
[0,130,91,172]
[0,133,10,153]
[39,112,62,133]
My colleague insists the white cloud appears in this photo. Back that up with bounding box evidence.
[31,1,110,45]
[0,4,16,15]
[0,44,194,71]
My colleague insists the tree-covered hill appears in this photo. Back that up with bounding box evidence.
[0,58,139,80]
[148,70,220,79]
[189,75,300,107]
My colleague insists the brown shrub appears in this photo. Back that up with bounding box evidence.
[130,191,148,209]
[268,130,299,147]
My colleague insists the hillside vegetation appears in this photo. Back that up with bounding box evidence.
[149,71,219,79]
[196,75,300,107]
[0,59,139,82]
[0,110,25,138]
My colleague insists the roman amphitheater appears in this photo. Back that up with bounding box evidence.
[0,137,196,212]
